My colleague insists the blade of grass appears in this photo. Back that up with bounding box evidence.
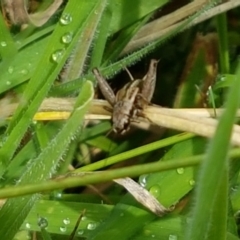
[88,4,112,69]
[78,133,195,171]
[0,80,93,239]
[215,12,229,73]
[108,0,169,35]
[206,168,228,239]
[60,0,107,81]
[50,0,218,97]
[2,147,240,199]
[185,61,240,239]
[0,36,50,95]
[21,200,113,237]
[102,12,153,65]
[0,0,101,174]
[0,12,17,59]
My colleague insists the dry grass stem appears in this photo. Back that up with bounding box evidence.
[2,98,240,145]
[122,0,240,54]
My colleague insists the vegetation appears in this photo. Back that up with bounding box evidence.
[0,0,240,239]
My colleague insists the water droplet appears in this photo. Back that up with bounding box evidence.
[25,222,31,229]
[189,179,195,186]
[176,168,184,174]
[151,234,155,238]
[8,66,13,74]
[60,226,67,232]
[51,49,65,63]
[6,81,11,85]
[60,13,72,25]
[51,191,63,199]
[0,41,7,47]
[63,218,70,225]
[139,174,148,187]
[38,217,48,228]
[61,32,73,44]
[21,69,28,75]
[219,75,226,81]
[169,234,178,240]
[87,222,97,230]
[149,185,161,197]
[81,216,87,221]
[78,229,84,235]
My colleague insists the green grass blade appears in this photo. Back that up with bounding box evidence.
[103,13,152,65]
[0,0,100,172]
[207,168,228,239]
[1,147,240,199]
[50,0,217,97]
[216,13,229,73]
[185,62,240,239]
[108,0,169,35]
[88,3,112,70]
[0,80,93,239]
[78,133,195,171]
[0,37,50,94]
[61,0,107,81]
[21,200,113,237]
[0,12,17,59]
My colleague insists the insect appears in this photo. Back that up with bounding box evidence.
[93,59,158,134]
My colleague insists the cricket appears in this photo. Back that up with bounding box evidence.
[93,59,158,134]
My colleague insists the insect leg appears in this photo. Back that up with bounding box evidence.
[93,68,116,106]
[141,59,159,103]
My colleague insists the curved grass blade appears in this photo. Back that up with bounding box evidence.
[185,62,240,239]
[0,0,100,174]
[0,80,93,239]
[0,12,17,59]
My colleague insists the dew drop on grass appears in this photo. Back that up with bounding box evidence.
[55,191,63,199]
[87,222,97,230]
[61,32,73,44]
[189,179,195,186]
[60,13,72,25]
[0,41,7,47]
[78,230,84,235]
[149,185,161,197]
[63,217,70,225]
[60,226,67,232]
[25,222,31,229]
[51,49,65,63]
[21,69,28,75]
[176,168,184,174]
[8,66,13,74]
[139,174,148,187]
[32,120,37,125]
[38,217,48,228]
[6,81,11,85]
[218,74,226,81]
[168,234,178,240]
